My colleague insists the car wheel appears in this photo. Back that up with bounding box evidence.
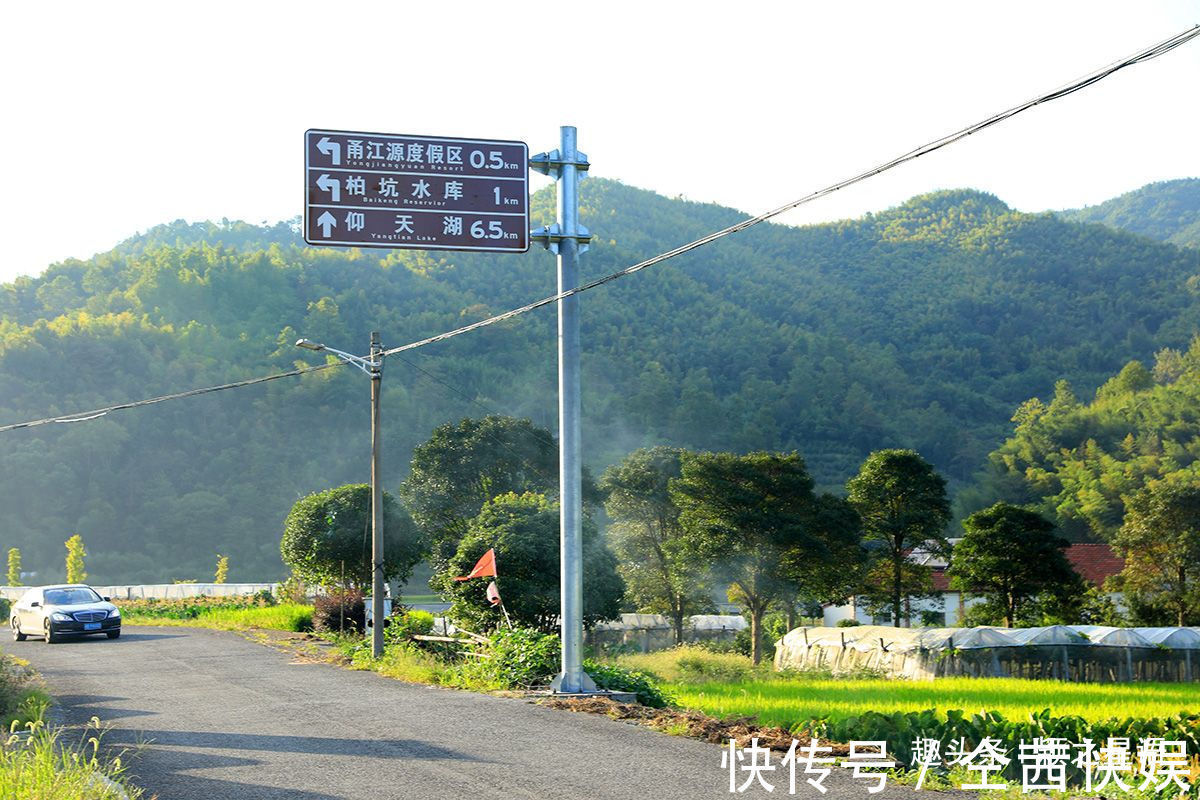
[11,617,26,642]
[106,630,120,640]
[43,620,59,644]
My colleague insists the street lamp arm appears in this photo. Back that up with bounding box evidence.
[294,338,377,376]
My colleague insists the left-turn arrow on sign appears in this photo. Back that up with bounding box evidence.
[316,174,340,202]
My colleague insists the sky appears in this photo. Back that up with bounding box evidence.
[1,1,1197,283]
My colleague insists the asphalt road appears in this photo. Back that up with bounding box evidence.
[15,627,944,800]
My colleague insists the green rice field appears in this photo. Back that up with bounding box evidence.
[617,646,1200,728]
[669,677,1200,727]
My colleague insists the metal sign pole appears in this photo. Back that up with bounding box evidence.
[531,126,596,693]
[369,331,385,659]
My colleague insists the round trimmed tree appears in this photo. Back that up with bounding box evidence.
[435,492,623,633]
[281,484,424,590]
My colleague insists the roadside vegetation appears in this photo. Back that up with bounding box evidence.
[623,645,1200,724]
[0,647,138,799]
[612,645,1200,779]
[326,613,669,707]
[120,594,313,632]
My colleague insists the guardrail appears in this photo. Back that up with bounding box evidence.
[0,583,279,601]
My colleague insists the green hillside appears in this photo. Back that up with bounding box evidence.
[969,341,1200,542]
[1060,178,1200,248]
[2,178,1199,582]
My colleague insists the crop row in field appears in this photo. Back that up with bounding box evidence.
[668,676,1200,728]
[616,646,1200,727]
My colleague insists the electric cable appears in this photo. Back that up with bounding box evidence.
[1,24,1196,435]
[0,361,344,433]
[378,24,1200,360]
[390,351,564,487]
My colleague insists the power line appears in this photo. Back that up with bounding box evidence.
[378,24,1200,360]
[0,361,343,434]
[0,24,1196,436]
[390,351,563,483]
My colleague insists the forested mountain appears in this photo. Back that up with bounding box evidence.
[3,179,1199,582]
[1060,178,1200,248]
[968,342,1200,542]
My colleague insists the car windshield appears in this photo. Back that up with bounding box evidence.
[44,588,102,606]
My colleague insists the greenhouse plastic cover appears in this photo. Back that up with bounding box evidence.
[782,624,1200,652]
[592,613,748,631]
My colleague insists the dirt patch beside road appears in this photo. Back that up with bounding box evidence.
[537,696,845,754]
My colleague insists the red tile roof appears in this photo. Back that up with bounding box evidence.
[928,543,1122,593]
[931,568,951,592]
[1064,543,1124,587]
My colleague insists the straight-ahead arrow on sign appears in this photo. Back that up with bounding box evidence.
[317,211,337,237]
[304,128,529,252]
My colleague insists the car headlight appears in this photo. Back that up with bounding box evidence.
[108,608,120,618]
[50,612,72,622]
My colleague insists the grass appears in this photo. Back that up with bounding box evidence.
[616,646,1200,728]
[124,603,314,632]
[0,701,141,799]
[0,647,140,799]
[345,641,456,686]
[0,654,47,733]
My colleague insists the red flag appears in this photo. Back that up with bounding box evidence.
[453,548,498,581]
[486,580,501,607]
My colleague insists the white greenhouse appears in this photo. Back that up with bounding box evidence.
[774,624,1200,682]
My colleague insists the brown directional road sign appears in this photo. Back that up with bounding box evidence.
[304,129,529,252]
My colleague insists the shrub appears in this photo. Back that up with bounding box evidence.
[459,627,561,690]
[730,627,754,655]
[312,590,365,634]
[583,660,671,708]
[0,598,10,623]
[252,588,277,607]
[616,644,761,684]
[836,618,861,627]
[118,593,277,619]
[385,609,435,643]
[281,484,423,590]
[277,573,308,604]
[0,651,40,727]
[689,637,745,655]
[436,493,623,634]
[676,652,754,683]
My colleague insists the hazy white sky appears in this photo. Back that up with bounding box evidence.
[2,1,1197,283]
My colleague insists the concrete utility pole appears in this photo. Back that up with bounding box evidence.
[295,332,386,659]
[532,126,597,693]
[369,330,385,659]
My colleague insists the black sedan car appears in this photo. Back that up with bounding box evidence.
[11,584,121,643]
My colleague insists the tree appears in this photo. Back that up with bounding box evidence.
[672,451,863,664]
[214,555,229,584]
[601,447,713,643]
[949,503,1079,627]
[434,492,623,633]
[6,548,21,586]
[65,534,86,583]
[846,450,950,627]
[1114,483,1200,626]
[400,416,598,568]
[281,484,424,591]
